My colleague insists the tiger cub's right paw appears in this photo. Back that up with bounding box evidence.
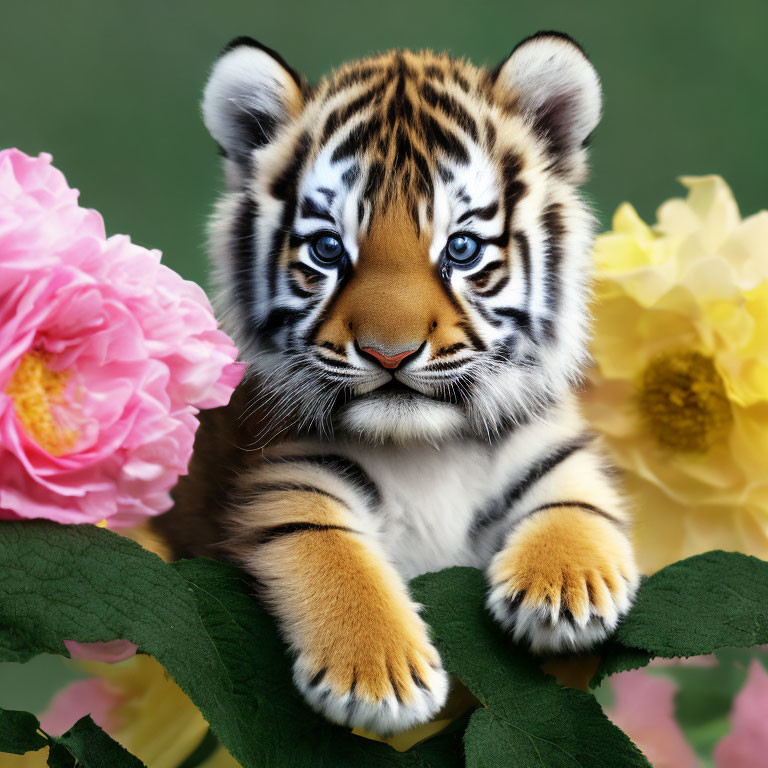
[292,606,449,736]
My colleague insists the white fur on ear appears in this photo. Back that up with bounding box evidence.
[494,32,601,158]
[202,37,305,166]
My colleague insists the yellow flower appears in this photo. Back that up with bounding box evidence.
[7,655,240,768]
[582,176,768,574]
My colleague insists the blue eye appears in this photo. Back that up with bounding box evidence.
[446,235,480,265]
[310,234,345,264]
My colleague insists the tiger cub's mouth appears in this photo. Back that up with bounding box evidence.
[374,379,421,396]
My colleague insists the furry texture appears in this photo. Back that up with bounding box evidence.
[157,33,640,735]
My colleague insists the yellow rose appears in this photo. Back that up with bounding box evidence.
[583,176,768,574]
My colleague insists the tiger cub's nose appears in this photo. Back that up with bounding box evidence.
[356,342,420,370]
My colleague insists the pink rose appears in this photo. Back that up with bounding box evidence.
[606,668,700,768]
[0,149,244,526]
[714,660,768,768]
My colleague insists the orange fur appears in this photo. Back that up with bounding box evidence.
[489,506,633,621]
[245,523,438,704]
[313,209,465,354]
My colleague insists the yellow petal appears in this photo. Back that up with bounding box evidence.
[658,176,741,245]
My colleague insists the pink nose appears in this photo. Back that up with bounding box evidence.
[359,346,418,370]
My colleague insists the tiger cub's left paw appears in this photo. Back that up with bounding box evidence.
[487,505,639,654]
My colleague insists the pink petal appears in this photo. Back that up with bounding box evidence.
[39,678,123,736]
[714,660,768,768]
[64,639,138,663]
[0,148,242,526]
[606,668,700,768]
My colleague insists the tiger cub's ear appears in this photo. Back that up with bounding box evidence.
[493,32,602,171]
[202,37,308,167]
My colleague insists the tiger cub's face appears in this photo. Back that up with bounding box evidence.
[203,34,602,444]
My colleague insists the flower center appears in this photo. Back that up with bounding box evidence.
[637,351,732,453]
[5,351,77,456]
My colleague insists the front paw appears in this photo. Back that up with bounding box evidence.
[292,605,449,735]
[487,505,639,654]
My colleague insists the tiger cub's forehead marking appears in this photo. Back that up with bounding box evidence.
[293,51,512,265]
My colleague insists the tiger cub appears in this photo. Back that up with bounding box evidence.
[155,32,640,735]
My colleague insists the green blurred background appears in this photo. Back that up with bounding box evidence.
[1,0,767,723]
[2,0,767,291]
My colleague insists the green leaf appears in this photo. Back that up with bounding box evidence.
[49,715,146,768]
[0,521,458,768]
[0,707,144,767]
[0,707,47,754]
[175,728,220,768]
[411,568,652,768]
[593,551,768,685]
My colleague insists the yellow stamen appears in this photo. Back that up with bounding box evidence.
[637,350,732,453]
[6,351,77,456]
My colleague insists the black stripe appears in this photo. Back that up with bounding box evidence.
[420,82,479,141]
[523,500,626,528]
[471,434,592,538]
[465,297,502,329]
[268,133,311,298]
[423,64,445,82]
[308,667,327,687]
[253,522,354,545]
[260,306,313,337]
[327,65,380,97]
[395,126,413,167]
[341,163,360,189]
[321,83,385,144]
[475,272,509,299]
[247,483,349,509]
[467,258,504,289]
[425,358,470,372]
[316,354,354,370]
[501,153,526,221]
[420,112,469,164]
[274,454,381,506]
[434,342,467,358]
[318,340,345,355]
[493,306,533,336]
[231,195,259,337]
[512,231,531,309]
[287,283,313,299]
[451,69,470,92]
[289,260,325,286]
[485,119,497,151]
[411,147,434,200]
[541,202,566,336]
[299,197,334,223]
[437,164,453,183]
[388,664,403,703]
[232,109,280,155]
[331,116,382,163]
[457,202,499,225]
[363,161,386,203]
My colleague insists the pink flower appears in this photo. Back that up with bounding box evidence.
[714,660,768,768]
[0,149,244,526]
[606,668,700,768]
[40,678,124,736]
[64,639,138,664]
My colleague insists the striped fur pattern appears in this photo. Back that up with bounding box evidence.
[191,32,639,734]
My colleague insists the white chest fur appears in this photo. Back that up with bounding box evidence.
[351,441,492,579]
[338,405,580,580]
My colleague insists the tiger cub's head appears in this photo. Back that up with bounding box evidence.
[203,34,601,444]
